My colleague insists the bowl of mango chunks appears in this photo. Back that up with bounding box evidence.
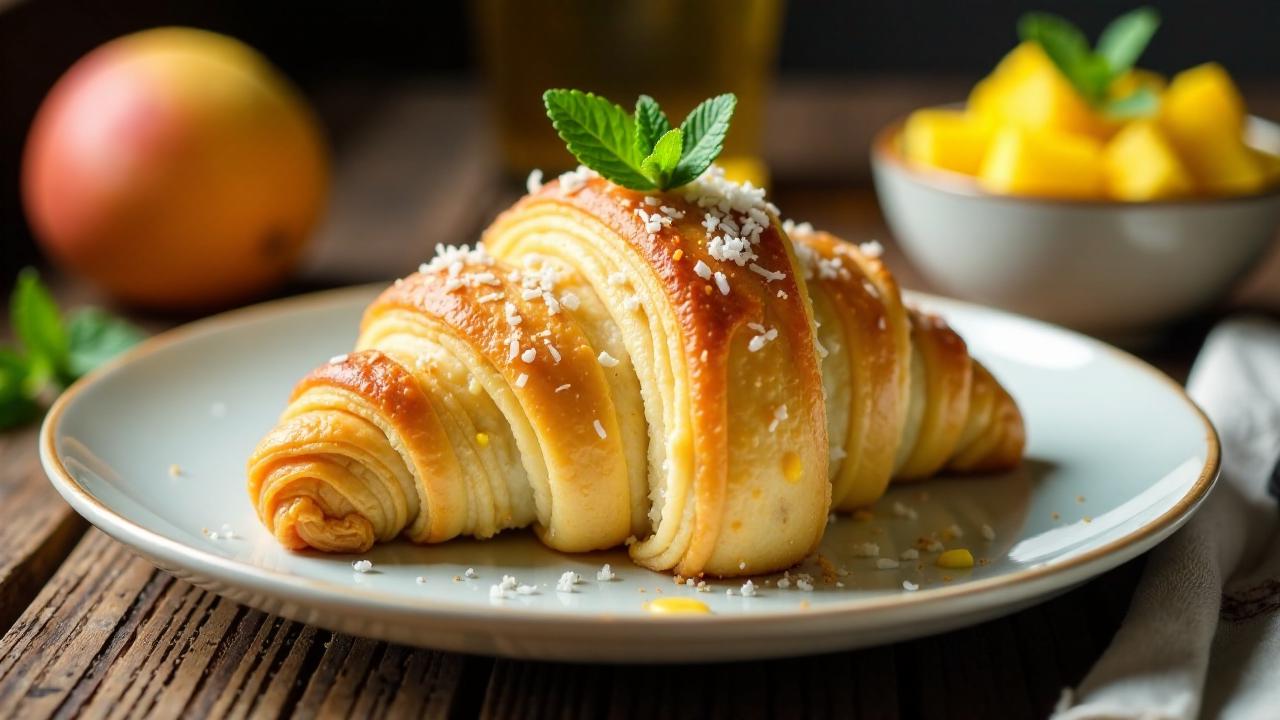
[872,9,1280,339]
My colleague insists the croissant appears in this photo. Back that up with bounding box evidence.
[248,167,1024,577]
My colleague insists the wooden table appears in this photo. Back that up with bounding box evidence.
[2,81,1278,719]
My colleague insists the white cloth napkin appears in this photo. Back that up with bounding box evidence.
[1054,317,1280,720]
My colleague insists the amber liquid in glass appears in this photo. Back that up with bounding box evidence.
[474,0,781,179]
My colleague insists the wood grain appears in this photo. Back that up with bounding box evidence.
[0,426,86,638]
[0,529,479,719]
[0,80,1246,719]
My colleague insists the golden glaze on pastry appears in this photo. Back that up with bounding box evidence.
[248,167,1024,577]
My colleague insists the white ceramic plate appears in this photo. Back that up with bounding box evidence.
[41,286,1218,663]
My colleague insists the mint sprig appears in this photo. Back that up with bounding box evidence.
[1,269,146,429]
[1018,7,1161,118]
[543,89,737,191]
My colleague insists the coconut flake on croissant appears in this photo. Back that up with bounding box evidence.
[247,166,1024,577]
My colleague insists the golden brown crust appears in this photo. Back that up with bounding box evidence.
[794,231,911,509]
[790,230,1023,488]
[485,177,827,576]
[247,170,1022,577]
[365,261,633,552]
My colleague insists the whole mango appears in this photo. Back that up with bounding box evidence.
[23,28,328,310]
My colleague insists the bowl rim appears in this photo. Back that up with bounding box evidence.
[872,111,1280,209]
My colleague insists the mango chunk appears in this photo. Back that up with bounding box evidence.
[1103,122,1194,201]
[1181,135,1266,195]
[902,109,994,175]
[968,42,1111,139]
[979,127,1104,199]
[1161,63,1246,141]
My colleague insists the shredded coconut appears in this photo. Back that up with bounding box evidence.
[464,567,478,579]
[740,580,758,597]
[768,404,789,433]
[520,347,536,363]
[351,560,373,573]
[597,351,620,367]
[596,564,616,582]
[748,263,786,282]
[514,373,528,388]
[902,580,919,592]
[876,558,900,570]
[853,542,881,558]
[593,419,607,439]
[556,571,581,593]
[714,271,730,295]
[526,168,544,194]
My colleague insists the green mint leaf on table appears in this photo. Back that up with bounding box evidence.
[66,307,147,378]
[0,350,38,430]
[0,269,146,430]
[640,128,684,188]
[1103,85,1160,119]
[1096,7,1161,76]
[12,267,69,386]
[669,94,737,188]
[543,89,656,190]
[634,94,672,158]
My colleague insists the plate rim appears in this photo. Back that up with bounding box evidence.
[38,284,1221,630]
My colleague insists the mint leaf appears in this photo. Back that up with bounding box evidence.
[543,89,655,190]
[0,349,38,429]
[669,94,737,188]
[66,308,145,378]
[1097,7,1160,76]
[641,128,684,187]
[1103,86,1160,119]
[12,268,69,386]
[1019,9,1161,109]
[634,95,671,159]
[1018,12,1108,102]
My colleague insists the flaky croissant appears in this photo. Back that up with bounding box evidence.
[248,167,1024,577]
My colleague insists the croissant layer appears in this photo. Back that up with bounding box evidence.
[248,170,1023,577]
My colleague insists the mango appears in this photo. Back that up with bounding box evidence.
[968,42,1112,139]
[902,109,994,175]
[1103,122,1193,201]
[1160,63,1246,141]
[22,28,329,310]
[1182,135,1266,195]
[979,127,1105,199]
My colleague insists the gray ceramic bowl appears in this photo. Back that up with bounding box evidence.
[871,114,1280,338]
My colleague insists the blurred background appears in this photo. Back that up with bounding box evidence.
[2,0,1279,335]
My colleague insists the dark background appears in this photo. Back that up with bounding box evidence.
[2,0,1278,278]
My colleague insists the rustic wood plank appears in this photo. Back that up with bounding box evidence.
[0,425,86,637]
[0,530,475,719]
